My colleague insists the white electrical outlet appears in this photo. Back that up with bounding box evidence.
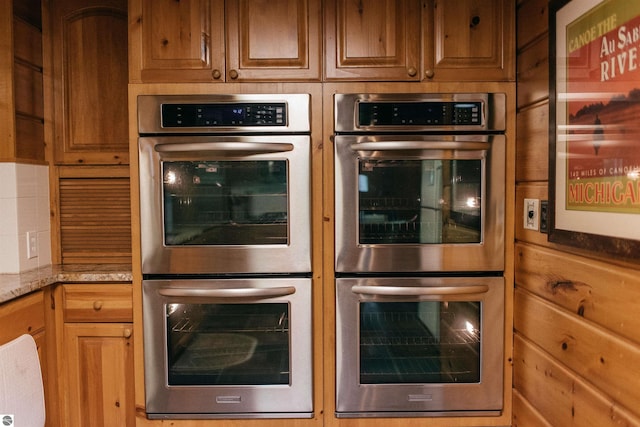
[524,199,539,231]
[27,231,38,259]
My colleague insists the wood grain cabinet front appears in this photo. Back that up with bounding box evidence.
[324,0,422,81]
[324,0,514,82]
[49,0,129,165]
[56,284,134,427]
[129,0,321,82]
[423,0,515,82]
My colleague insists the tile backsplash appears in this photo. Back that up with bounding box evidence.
[0,163,51,273]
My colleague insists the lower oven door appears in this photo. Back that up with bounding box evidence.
[142,278,312,418]
[335,276,504,417]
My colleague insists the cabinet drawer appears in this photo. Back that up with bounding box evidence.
[0,291,45,344]
[62,284,132,322]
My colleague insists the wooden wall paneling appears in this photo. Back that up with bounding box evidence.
[513,332,640,426]
[515,288,640,419]
[512,389,553,427]
[515,100,548,183]
[13,18,43,67]
[515,242,640,347]
[516,35,548,108]
[515,0,547,50]
[514,183,549,246]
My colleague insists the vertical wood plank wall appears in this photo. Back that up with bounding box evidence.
[514,1,640,426]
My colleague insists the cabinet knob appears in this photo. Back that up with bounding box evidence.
[425,69,435,79]
[212,69,222,80]
[123,329,132,339]
[229,69,239,80]
[93,301,103,311]
[407,66,417,77]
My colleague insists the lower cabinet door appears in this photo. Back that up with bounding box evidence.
[63,323,134,427]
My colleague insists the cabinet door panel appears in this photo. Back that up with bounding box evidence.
[130,0,225,82]
[425,0,514,81]
[325,0,421,80]
[63,323,134,427]
[226,0,321,81]
[51,0,129,164]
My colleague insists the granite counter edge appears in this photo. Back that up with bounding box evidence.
[0,264,133,304]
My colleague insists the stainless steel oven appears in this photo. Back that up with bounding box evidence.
[334,93,506,273]
[143,277,312,419]
[335,276,503,417]
[138,94,311,275]
[137,94,314,419]
[333,93,506,417]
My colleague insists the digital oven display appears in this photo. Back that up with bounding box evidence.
[161,103,287,127]
[357,101,482,127]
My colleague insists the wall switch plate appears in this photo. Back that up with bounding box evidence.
[524,198,539,231]
[27,231,38,259]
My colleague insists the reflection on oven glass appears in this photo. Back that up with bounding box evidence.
[359,301,481,384]
[162,160,289,246]
[166,303,291,386]
[357,159,481,245]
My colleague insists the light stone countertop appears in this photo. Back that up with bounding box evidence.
[0,264,133,304]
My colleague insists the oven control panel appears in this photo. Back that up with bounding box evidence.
[357,101,482,127]
[161,103,286,127]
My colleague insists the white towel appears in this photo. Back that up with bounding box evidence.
[0,334,45,427]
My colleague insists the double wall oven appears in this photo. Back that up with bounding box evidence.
[137,94,313,419]
[333,93,506,417]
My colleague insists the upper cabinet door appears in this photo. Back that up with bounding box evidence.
[423,0,515,81]
[226,0,321,81]
[129,0,225,82]
[50,0,129,165]
[324,0,422,81]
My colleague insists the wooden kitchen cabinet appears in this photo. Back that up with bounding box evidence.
[324,0,422,81]
[324,0,514,82]
[129,0,321,82]
[48,0,129,165]
[423,0,515,82]
[57,284,134,427]
[0,0,46,163]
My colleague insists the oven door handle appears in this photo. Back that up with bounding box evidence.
[154,142,294,154]
[350,141,490,152]
[351,284,489,297]
[157,286,296,299]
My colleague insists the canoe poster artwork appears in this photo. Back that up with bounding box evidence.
[562,0,640,214]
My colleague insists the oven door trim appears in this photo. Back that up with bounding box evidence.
[335,276,504,416]
[142,278,313,418]
[139,134,312,275]
[334,134,505,273]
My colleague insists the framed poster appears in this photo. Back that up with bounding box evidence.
[550,0,640,259]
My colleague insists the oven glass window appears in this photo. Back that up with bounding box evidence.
[358,159,481,244]
[166,302,290,386]
[359,301,480,384]
[162,160,288,246]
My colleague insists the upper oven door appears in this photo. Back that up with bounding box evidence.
[139,135,311,275]
[334,134,505,273]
